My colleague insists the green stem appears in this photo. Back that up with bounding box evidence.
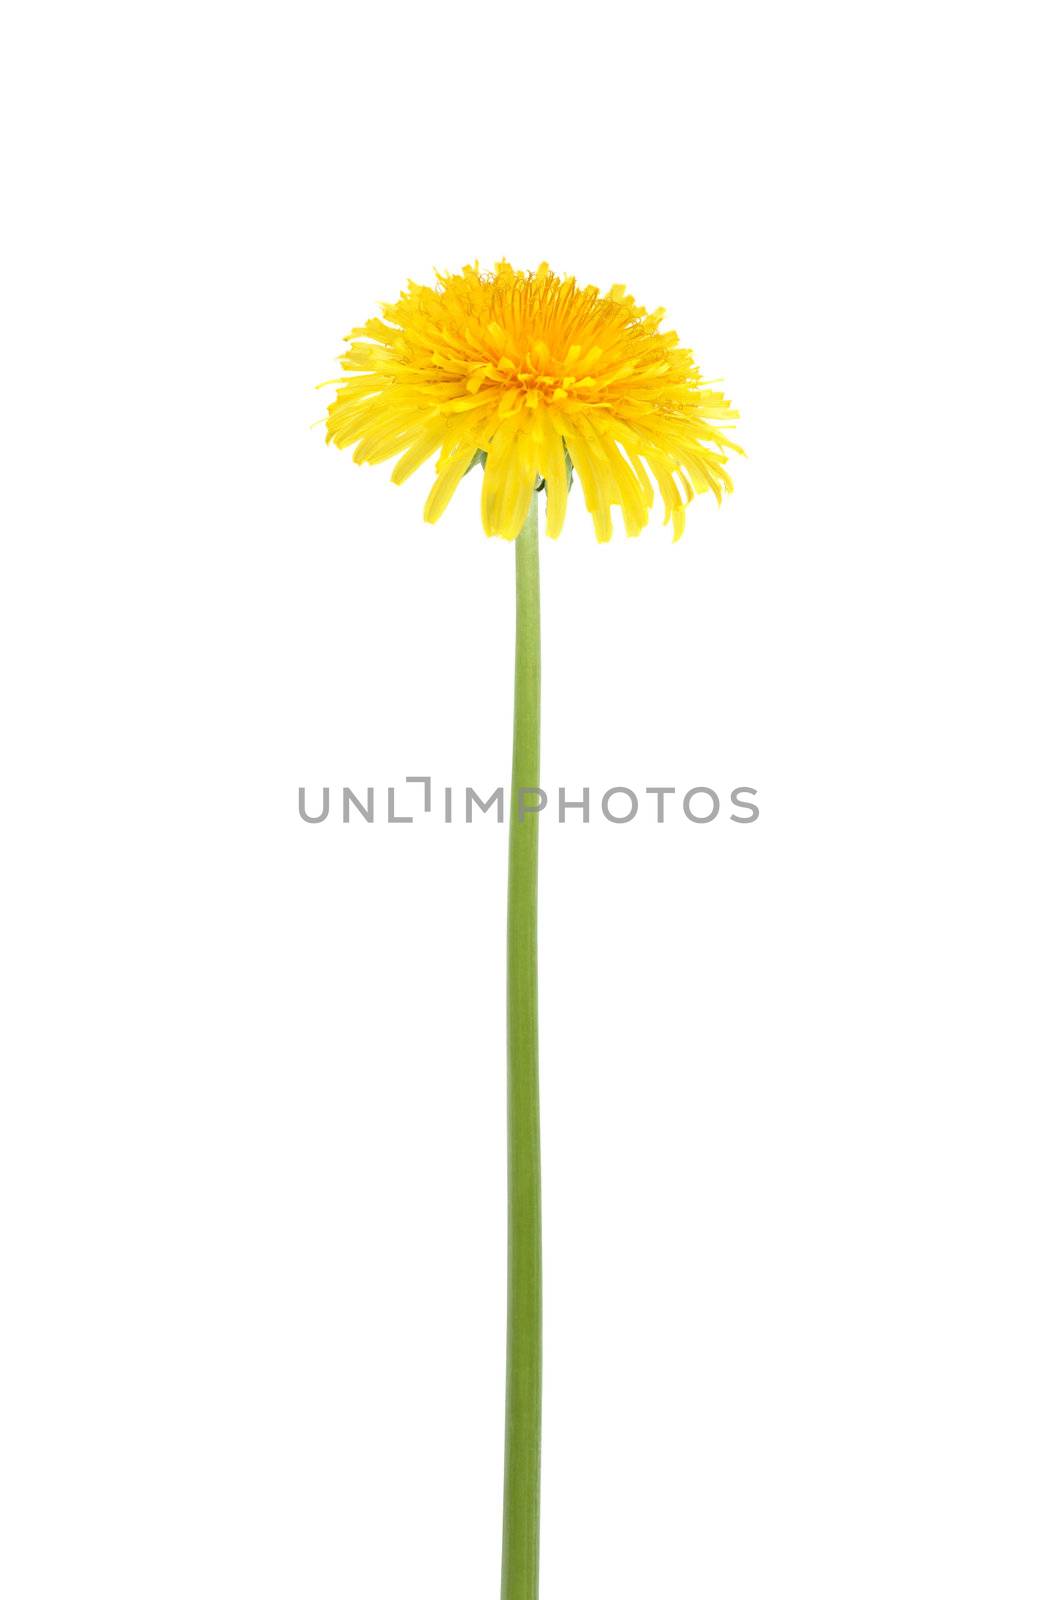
[502,488,542,1600]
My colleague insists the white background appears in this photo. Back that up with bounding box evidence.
[2,2,1047,1596]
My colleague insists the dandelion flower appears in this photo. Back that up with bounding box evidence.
[324,262,741,1600]
[326,260,740,541]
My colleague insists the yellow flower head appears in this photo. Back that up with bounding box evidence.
[326,261,740,542]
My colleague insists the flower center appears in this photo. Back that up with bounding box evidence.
[462,331,611,414]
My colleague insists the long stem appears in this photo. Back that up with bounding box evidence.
[502,488,542,1600]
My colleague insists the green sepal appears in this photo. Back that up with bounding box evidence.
[537,442,574,494]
